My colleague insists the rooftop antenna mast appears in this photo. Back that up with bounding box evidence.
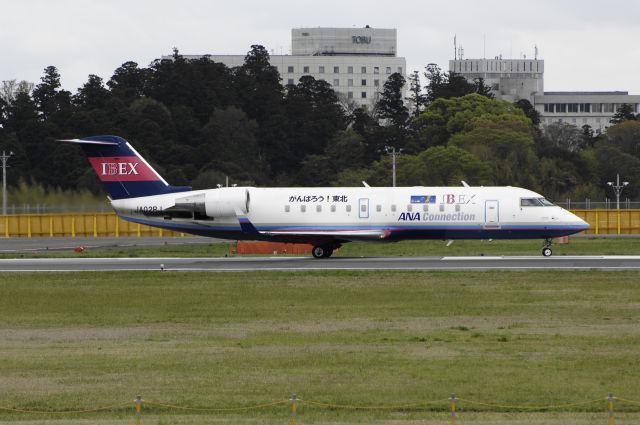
[483,34,486,59]
[534,44,538,60]
[454,34,457,60]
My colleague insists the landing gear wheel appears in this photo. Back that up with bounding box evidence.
[541,238,553,257]
[312,245,333,259]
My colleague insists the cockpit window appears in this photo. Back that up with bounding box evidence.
[520,197,555,207]
[520,198,542,207]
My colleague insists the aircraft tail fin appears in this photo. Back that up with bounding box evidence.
[61,135,191,200]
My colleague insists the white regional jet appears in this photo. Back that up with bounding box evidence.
[63,136,589,258]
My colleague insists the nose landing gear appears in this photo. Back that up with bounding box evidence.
[542,238,553,257]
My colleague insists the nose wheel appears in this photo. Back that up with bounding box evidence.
[542,238,553,257]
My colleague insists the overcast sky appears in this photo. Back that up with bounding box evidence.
[2,0,639,94]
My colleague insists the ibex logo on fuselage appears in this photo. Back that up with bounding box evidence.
[101,162,139,176]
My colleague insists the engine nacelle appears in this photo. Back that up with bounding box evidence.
[204,187,250,218]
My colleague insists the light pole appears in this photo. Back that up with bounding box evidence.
[1,151,14,216]
[384,145,403,187]
[607,174,629,210]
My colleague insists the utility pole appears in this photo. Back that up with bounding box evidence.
[384,146,403,187]
[1,151,14,216]
[607,174,629,210]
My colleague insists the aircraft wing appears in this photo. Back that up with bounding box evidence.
[259,228,391,241]
[236,215,391,241]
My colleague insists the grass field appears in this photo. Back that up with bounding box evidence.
[1,270,640,424]
[4,236,640,258]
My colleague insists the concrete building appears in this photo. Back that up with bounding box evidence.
[449,58,544,103]
[171,27,406,108]
[534,92,640,132]
[450,58,640,132]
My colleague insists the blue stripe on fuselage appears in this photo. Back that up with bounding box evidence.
[121,215,587,241]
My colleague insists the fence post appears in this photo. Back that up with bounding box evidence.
[291,393,298,425]
[115,215,119,237]
[134,395,143,425]
[27,215,31,238]
[49,216,53,237]
[449,393,457,425]
[93,214,97,237]
[608,393,614,425]
[4,216,8,238]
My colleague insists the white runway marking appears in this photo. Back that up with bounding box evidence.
[1,256,640,272]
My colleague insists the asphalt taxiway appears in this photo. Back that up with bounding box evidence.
[0,255,639,272]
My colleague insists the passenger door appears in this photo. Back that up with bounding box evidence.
[358,198,369,219]
[484,200,500,228]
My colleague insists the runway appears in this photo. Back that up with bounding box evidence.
[1,255,640,272]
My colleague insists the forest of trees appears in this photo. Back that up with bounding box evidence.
[1,45,639,203]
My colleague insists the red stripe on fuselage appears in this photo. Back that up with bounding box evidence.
[88,156,159,182]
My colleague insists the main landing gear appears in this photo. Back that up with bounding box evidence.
[311,244,341,259]
[542,238,553,257]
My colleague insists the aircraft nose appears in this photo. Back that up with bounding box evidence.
[570,212,590,230]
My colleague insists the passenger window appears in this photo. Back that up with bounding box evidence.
[439,204,445,212]
[346,205,352,212]
[422,204,428,212]
[376,205,382,212]
[407,205,413,212]
[284,205,290,212]
[301,205,306,212]
[455,204,460,212]
[330,205,336,212]
[316,205,322,212]
[391,205,397,212]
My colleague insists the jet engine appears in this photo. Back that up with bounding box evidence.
[171,188,250,219]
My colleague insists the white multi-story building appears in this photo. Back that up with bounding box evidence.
[169,27,406,108]
[534,92,640,132]
[450,58,640,132]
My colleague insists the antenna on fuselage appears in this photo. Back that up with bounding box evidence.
[362,181,370,188]
[461,181,470,187]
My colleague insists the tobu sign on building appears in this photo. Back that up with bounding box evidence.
[352,35,372,44]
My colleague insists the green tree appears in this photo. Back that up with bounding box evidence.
[473,78,494,99]
[514,99,540,127]
[298,130,368,186]
[410,146,492,186]
[376,72,409,127]
[610,103,638,124]
[73,74,110,110]
[107,61,149,105]
[406,70,426,118]
[596,146,640,199]
[201,106,262,176]
[408,93,528,152]
[424,64,482,104]
[449,110,538,187]
[542,122,582,152]
[606,120,640,156]
[283,75,347,168]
